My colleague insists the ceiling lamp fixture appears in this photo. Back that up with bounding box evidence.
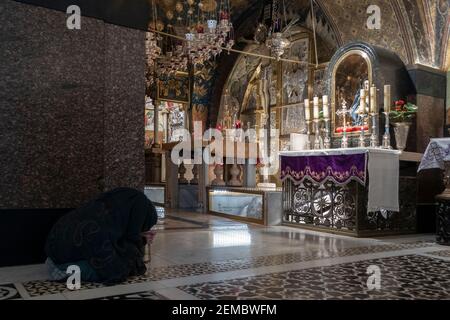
[145,32,162,68]
[265,0,292,60]
[154,0,235,76]
[146,0,162,84]
[184,0,235,67]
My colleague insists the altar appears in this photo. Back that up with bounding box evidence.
[280,148,417,237]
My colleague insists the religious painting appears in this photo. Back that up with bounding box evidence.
[282,36,310,105]
[331,51,372,136]
[313,64,328,97]
[167,104,185,142]
[267,62,279,107]
[157,73,190,104]
[281,103,307,136]
[226,47,263,108]
[280,138,290,152]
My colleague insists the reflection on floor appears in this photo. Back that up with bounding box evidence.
[0,210,449,300]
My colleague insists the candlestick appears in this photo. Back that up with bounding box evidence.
[359,89,366,114]
[313,119,323,150]
[382,111,392,149]
[322,95,329,119]
[370,85,377,113]
[304,99,311,121]
[324,118,331,149]
[370,112,379,147]
[384,85,391,113]
[313,96,320,120]
[306,120,312,150]
[358,114,368,148]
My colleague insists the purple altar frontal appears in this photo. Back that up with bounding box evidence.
[280,148,399,187]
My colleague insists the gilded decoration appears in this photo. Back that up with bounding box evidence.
[193,61,216,124]
[157,74,190,104]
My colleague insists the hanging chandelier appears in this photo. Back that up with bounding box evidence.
[145,32,162,68]
[264,0,292,60]
[154,0,235,76]
[183,0,235,67]
[146,0,162,81]
[266,32,291,60]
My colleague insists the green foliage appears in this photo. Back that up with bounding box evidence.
[389,102,418,123]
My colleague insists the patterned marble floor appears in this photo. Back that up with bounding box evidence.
[179,255,450,300]
[0,210,447,300]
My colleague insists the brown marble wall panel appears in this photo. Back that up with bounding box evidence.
[416,95,445,152]
[0,1,146,209]
[104,24,146,192]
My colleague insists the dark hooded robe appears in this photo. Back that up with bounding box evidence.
[45,188,158,284]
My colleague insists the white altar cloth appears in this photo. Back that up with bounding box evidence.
[280,148,401,213]
[418,138,450,172]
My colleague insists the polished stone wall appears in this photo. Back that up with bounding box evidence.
[407,64,447,152]
[0,0,146,209]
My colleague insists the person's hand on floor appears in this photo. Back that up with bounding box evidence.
[142,230,157,245]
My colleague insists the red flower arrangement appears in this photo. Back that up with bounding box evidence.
[395,100,407,112]
[390,99,418,123]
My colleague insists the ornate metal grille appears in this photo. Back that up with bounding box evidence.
[283,177,417,236]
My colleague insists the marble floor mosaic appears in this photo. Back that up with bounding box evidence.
[93,291,167,300]
[179,255,450,300]
[0,210,446,300]
[19,241,434,297]
[424,250,450,258]
[0,284,21,300]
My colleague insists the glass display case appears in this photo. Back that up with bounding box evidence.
[144,185,165,207]
[207,187,282,226]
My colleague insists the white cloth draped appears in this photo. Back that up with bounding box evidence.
[367,149,400,213]
[280,148,401,213]
[418,138,450,172]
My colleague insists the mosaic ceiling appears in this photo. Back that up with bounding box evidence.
[151,0,449,70]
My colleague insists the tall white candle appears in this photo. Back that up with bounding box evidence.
[359,89,366,114]
[322,95,329,119]
[370,85,377,113]
[384,85,391,113]
[313,96,320,119]
[304,99,311,121]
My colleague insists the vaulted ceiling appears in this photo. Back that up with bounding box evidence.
[15,0,448,69]
[152,0,449,70]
